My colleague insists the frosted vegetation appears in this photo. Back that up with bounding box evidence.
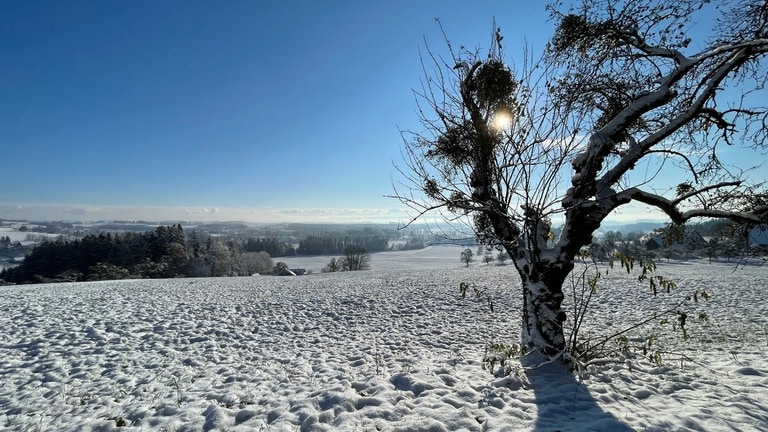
[1,246,766,431]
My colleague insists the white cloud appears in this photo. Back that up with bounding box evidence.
[1,200,664,226]
[0,202,410,224]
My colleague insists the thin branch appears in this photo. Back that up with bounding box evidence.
[618,185,768,225]
[645,149,700,184]
[584,297,689,352]
[671,181,741,205]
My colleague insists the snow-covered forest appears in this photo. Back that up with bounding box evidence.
[0,222,425,284]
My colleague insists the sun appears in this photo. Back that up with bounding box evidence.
[492,111,512,130]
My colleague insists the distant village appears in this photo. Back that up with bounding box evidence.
[585,221,768,263]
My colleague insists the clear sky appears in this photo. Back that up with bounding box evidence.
[1,0,558,224]
[1,2,763,225]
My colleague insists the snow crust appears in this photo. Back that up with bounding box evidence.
[1,248,766,431]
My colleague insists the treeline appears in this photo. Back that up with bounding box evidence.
[242,233,399,256]
[0,225,274,284]
[296,234,389,255]
[243,237,296,257]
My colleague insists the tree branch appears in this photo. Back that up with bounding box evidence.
[617,185,768,225]
[595,42,766,193]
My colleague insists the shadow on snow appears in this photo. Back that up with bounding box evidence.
[523,359,633,432]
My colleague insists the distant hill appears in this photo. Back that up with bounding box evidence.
[597,220,665,234]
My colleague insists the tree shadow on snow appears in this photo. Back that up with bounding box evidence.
[523,358,634,432]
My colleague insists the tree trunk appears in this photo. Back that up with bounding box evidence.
[515,260,571,357]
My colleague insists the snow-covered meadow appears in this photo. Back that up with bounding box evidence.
[1,246,767,431]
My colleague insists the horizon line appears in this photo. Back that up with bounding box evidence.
[0,201,671,226]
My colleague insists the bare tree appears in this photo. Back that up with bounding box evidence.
[394,0,768,359]
[322,257,341,273]
[483,250,495,265]
[341,245,371,271]
[460,248,474,267]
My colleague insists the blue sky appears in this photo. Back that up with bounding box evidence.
[1,2,763,225]
[1,1,556,223]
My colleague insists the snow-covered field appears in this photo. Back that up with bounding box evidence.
[1,246,767,431]
[0,226,59,243]
[277,244,472,273]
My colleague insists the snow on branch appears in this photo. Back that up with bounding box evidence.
[620,184,768,225]
[594,42,768,193]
